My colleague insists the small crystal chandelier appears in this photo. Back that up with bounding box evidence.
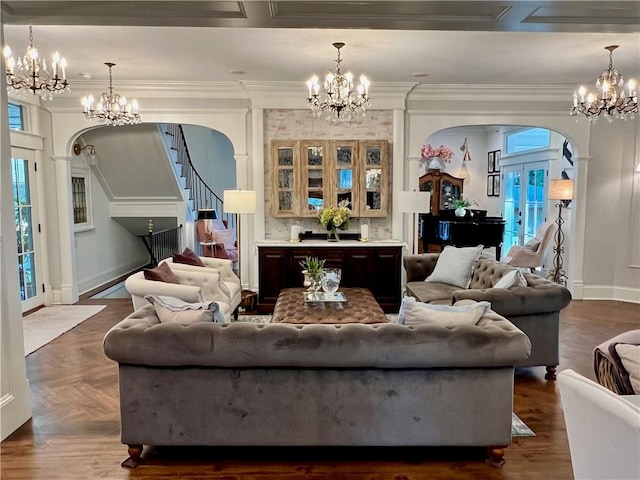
[2,25,69,100]
[306,42,370,123]
[570,45,638,122]
[81,62,141,127]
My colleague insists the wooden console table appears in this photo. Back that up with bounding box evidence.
[256,240,404,314]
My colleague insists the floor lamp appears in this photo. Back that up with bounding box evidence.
[547,179,573,286]
[398,191,431,254]
[223,190,257,281]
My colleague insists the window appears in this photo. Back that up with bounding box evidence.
[8,102,24,130]
[71,172,93,230]
[505,128,550,155]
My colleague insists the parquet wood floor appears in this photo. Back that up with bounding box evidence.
[2,298,638,479]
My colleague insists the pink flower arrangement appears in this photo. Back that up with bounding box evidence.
[420,144,454,164]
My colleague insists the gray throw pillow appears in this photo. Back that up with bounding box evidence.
[425,245,484,288]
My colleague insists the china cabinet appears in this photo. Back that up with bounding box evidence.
[418,170,464,214]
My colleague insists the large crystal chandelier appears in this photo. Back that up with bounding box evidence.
[2,26,69,100]
[306,42,370,123]
[81,62,141,127]
[570,45,638,122]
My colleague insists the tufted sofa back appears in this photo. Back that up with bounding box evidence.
[469,258,520,289]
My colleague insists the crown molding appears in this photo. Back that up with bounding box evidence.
[408,84,573,102]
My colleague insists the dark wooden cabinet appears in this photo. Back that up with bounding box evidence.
[257,244,403,314]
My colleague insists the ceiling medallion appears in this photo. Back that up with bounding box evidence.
[570,45,637,122]
[306,42,370,123]
[81,62,141,127]
[2,25,69,100]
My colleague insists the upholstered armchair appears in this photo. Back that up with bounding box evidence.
[558,369,640,480]
[501,221,554,272]
[195,219,238,262]
[160,256,241,315]
[124,267,233,322]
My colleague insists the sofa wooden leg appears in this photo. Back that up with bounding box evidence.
[121,444,143,468]
[545,366,557,380]
[486,446,507,468]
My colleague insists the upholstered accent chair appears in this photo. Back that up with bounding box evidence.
[558,369,640,480]
[502,221,554,272]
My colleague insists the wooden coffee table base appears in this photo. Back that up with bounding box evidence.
[271,287,388,324]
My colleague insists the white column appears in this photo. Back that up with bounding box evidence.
[569,154,590,299]
[250,108,265,292]
[391,109,406,243]
[53,155,79,304]
[0,16,33,440]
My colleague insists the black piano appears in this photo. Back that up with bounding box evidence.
[420,209,506,260]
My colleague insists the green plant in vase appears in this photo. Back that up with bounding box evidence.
[299,256,325,291]
[451,197,477,217]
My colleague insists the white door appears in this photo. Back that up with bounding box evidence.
[502,161,548,255]
[11,147,43,312]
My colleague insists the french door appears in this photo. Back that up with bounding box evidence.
[502,161,548,256]
[11,147,43,311]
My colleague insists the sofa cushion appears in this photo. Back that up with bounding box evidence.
[145,294,226,324]
[173,247,205,267]
[494,269,527,289]
[143,262,180,284]
[425,245,483,288]
[398,296,491,327]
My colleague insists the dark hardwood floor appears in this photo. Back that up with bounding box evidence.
[2,298,638,479]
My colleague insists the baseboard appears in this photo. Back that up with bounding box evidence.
[580,285,640,304]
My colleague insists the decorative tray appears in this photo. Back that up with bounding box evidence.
[303,291,347,303]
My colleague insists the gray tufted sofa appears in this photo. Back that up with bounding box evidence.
[403,254,572,379]
[103,305,531,468]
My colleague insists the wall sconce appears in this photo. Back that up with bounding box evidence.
[73,142,98,165]
[460,138,471,162]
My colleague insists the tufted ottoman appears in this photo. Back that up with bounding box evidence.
[271,287,388,324]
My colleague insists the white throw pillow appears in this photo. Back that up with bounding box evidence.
[425,245,484,288]
[615,343,640,394]
[144,294,227,324]
[494,269,528,289]
[398,296,491,327]
[523,238,541,251]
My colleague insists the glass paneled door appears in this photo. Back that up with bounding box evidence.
[502,161,548,257]
[12,148,42,311]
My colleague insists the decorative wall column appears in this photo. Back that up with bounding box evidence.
[250,108,265,291]
[52,155,78,304]
[568,154,589,300]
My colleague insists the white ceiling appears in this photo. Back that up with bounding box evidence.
[2,1,639,90]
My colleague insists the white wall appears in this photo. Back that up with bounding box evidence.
[73,159,149,294]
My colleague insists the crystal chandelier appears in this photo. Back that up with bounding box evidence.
[81,62,141,126]
[2,25,69,100]
[570,45,638,122]
[306,42,370,123]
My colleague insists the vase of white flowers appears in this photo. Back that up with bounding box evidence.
[319,200,352,242]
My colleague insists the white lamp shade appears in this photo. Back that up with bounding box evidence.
[549,179,574,200]
[398,191,431,214]
[223,190,257,214]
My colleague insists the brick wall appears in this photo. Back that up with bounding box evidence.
[263,109,394,240]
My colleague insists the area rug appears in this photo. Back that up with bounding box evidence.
[23,305,106,356]
[236,315,535,437]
